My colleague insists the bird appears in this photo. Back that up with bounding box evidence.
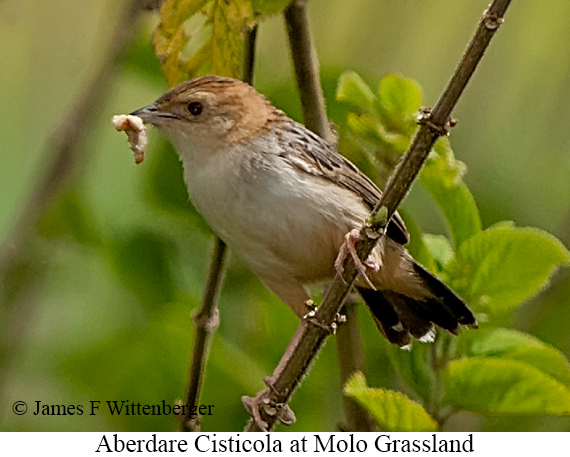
[130,75,476,347]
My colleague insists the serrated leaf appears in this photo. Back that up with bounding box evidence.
[153,0,211,86]
[160,0,208,36]
[346,113,383,143]
[345,372,437,431]
[159,27,190,86]
[345,112,409,155]
[184,36,213,75]
[153,0,255,85]
[444,357,570,415]
[464,328,570,387]
[211,0,254,77]
[337,72,414,187]
[379,73,423,117]
[449,225,570,313]
[336,71,377,111]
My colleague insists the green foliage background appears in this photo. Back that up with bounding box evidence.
[1,0,570,432]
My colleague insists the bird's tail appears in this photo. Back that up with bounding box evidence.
[358,261,477,347]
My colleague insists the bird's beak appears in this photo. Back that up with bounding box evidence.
[129,104,161,124]
[131,103,181,125]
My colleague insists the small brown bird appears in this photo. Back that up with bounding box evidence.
[131,75,476,347]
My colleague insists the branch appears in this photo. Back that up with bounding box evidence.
[284,0,334,143]
[179,237,226,432]
[283,0,374,432]
[244,0,513,432]
[178,24,258,432]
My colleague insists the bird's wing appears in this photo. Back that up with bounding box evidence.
[275,122,410,245]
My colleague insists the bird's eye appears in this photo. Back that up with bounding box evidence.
[187,102,203,116]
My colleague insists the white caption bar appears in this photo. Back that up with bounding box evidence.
[1,432,567,456]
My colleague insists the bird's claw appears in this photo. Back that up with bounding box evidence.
[334,229,379,290]
[242,392,269,431]
[242,383,297,431]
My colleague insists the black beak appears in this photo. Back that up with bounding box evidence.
[130,104,159,123]
[130,104,180,124]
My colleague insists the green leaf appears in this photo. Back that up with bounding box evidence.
[160,0,210,36]
[432,136,467,180]
[449,225,570,313]
[210,0,254,77]
[379,73,423,116]
[420,142,481,250]
[153,0,255,85]
[345,113,409,155]
[463,328,570,387]
[153,0,211,86]
[423,234,454,270]
[386,343,435,403]
[345,113,384,144]
[336,71,377,111]
[336,72,414,188]
[444,357,570,415]
[345,372,437,432]
[184,36,213,76]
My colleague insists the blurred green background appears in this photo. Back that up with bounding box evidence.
[1,0,569,432]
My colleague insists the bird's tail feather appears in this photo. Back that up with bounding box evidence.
[358,261,477,347]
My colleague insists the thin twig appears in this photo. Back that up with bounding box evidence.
[284,0,334,143]
[284,0,373,431]
[179,24,258,432]
[243,25,258,86]
[0,0,145,398]
[179,237,226,432]
[244,0,513,432]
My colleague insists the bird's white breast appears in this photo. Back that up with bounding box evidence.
[178,133,370,284]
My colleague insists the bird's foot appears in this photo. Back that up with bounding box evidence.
[242,379,296,431]
[334,229,379,289]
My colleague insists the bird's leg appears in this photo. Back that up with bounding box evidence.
[334,229,379,290]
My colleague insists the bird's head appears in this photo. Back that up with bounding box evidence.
[131,76,283,158]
